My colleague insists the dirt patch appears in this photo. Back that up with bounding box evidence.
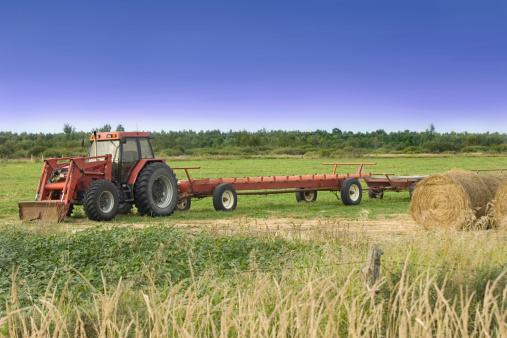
[134,214,420,238]
[8,214,419,238]
[171,215,414,231]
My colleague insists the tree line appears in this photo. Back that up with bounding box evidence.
[0,124,506,159]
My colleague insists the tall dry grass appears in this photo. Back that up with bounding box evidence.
[1,264,506,337]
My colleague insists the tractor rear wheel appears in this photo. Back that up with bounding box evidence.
[341,178,362,206]
[295,190,317,202]
[83,180,119,221]
[213,184,237,211]
[134,162,178,216]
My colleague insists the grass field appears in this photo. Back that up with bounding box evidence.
[0,156,506,336]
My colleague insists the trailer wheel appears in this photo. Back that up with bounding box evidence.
[176,197,191,211]
[409,182,417,200]
[83,180,119,221]
[117,202,133,214]
[213,184,237,211]
[134,162,178,216]
[341,178,362,206]
[296,190,317,202]
[368,189,384,199]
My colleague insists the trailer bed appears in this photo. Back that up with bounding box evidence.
[364,174,426,198]
[173,163,426,211]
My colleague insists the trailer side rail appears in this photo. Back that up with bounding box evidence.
[174,163,377,198]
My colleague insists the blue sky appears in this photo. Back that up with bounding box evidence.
[1,0,506,134]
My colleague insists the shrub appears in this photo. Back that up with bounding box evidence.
[402,146,424,154]
[461,146,489,153]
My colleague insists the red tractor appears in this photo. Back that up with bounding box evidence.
[19,132,179,222]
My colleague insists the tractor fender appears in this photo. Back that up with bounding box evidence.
[127,159,166,184]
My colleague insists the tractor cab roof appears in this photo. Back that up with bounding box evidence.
[90,131,153,141]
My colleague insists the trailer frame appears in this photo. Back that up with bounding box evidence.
[173,163,426,211]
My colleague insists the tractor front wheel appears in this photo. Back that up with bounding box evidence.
[66,204,74,217]
[83,180,119,221]
[134,162,178,216]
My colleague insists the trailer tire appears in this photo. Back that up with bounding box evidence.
[176,197,191,211]
[368,189,384,199]
[213,184,237,211]
[83,180,119,221]
[296,190,317,202]
[134,162,178,216]
[409,182,417,200]
[341,178,362,206]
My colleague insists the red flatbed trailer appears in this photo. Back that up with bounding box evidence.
[363,174,426,199]
[172,163,425,211]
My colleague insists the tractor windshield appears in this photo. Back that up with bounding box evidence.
[89,140,120,162]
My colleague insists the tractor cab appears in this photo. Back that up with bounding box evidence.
[89,132,155,184]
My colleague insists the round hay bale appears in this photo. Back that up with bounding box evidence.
[409,170,507,230]
[493,181,507,230]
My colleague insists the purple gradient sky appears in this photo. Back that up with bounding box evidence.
[1,0,506,134]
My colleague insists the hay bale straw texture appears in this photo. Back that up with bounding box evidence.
[410,170,507,230]
[493,181,507,230]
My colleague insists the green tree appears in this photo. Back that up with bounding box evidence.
[116,124,125,132]
[30,145,46,156]
[63,123,75,141]
[98,124,112,132]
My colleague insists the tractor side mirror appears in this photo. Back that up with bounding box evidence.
[120,136,127,144]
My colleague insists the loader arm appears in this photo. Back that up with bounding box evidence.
[19,154,113,222]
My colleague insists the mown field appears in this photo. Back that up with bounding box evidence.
[0,156,506,337]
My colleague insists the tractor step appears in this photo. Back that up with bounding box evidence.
[18,201,66,222]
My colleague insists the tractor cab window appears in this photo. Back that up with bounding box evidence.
[121,139,139,162]
[89,140,120,162]
[139,139,154,159]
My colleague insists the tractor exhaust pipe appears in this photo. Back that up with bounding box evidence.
[94,131,98,157]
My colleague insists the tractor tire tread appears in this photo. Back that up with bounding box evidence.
[83,179,119,221]
[134,162,178,217]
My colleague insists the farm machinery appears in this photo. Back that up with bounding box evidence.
[19,132,179,222]
[19,131,425,222]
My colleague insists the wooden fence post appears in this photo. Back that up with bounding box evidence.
[362,244,383,291]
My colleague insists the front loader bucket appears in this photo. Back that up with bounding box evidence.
[18,201,66,222]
